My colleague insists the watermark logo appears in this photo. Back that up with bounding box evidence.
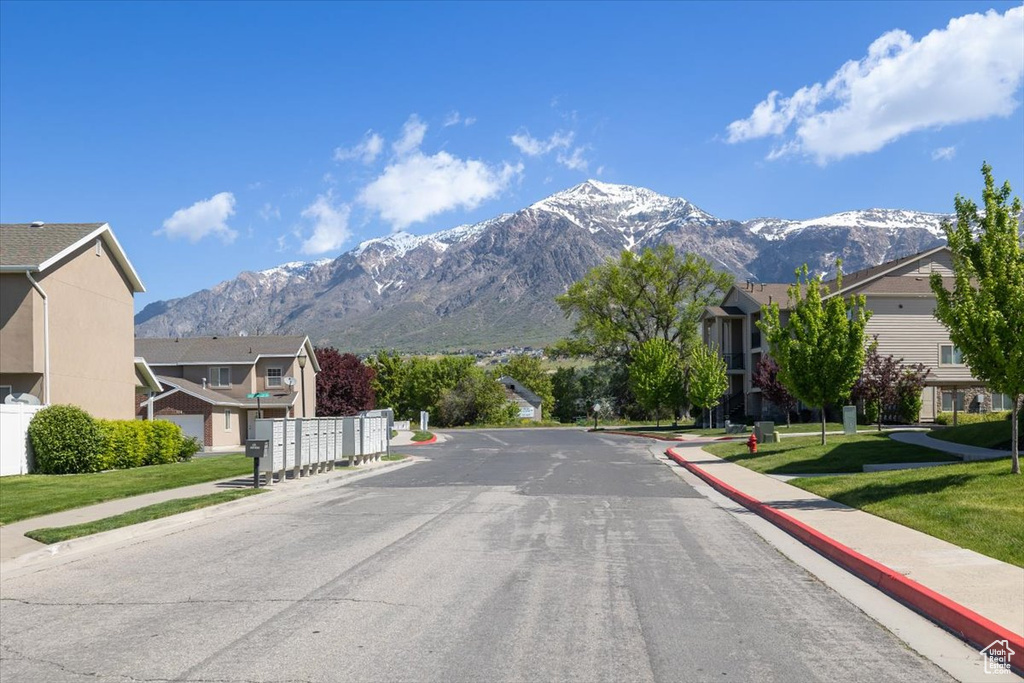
[980,639,1015,675]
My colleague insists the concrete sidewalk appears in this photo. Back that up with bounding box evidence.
[889,430,1012,461]
[0,457,410,563]
[391,429,448,446]
[666,442,1024,644]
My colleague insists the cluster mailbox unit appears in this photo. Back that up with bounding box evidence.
[246,414,391,486]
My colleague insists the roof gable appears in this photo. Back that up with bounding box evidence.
[136,335,318,369]
[0,222,145,292]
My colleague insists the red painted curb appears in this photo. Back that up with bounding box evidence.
[666,446,1024,667]
[408,435,437,445]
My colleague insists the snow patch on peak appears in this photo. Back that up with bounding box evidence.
[752,209,951,240]
[258,259,331,280]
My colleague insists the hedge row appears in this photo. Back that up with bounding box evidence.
[27,405,202,475]
[934,410,1011,426]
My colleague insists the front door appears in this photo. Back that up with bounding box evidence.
[246,409,264,440]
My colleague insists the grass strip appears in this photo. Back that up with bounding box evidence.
[792,459,1024,567]
[0,454,251,525]
[411,431,435,442]
[24,489,265,545]
[703,433,957,474]
[381,454,409,461]
[929,421,1012,450]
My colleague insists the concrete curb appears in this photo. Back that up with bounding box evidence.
[1,457,417,576]
[665,446,1024,672]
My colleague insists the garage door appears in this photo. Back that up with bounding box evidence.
[157,415,204,443]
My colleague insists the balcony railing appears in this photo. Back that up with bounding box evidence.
[723,353,744,370]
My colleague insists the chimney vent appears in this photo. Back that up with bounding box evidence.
[30,221,44,228]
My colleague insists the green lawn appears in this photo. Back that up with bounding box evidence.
[24,489,265,545]
[381,453,409,461]
[930,421,1013,450]
[0,454,251,525]
[793,459,1024,567]
[411,431,435,442]
[703,433,957,474]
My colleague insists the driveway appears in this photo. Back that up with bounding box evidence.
[0,429,950,682]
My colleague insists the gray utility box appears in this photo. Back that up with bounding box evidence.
[245,439,268,459]
[754,421,779,444]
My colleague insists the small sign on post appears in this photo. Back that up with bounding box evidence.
[420,410,429,432]
[247,392,270,414]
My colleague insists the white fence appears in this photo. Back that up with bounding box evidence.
[252,414,390,483]
[0,404,43,476]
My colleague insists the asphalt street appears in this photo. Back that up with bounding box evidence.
[0,429,952,682]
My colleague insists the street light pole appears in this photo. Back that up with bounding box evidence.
[298,352,308,417]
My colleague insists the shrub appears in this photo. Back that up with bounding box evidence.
[935,410,1011,425]
[146,420,184,465]
[896,387,923,425]
[28,405,107,474]
[178,436,202,462]
[99,419,149,469]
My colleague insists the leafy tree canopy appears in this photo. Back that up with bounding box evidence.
[629,338,685,425]
[315,348,376,417]
[931,163,1023,473]
[555,244,733,360]
[759,263,871,444]
[751,355,796,427]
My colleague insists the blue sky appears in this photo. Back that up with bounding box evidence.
[2,1,1022,309]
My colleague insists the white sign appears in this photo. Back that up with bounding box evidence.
[980,639,1015,675]
[519,406,535,418]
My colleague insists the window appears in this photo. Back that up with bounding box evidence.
[0,385,12,401]
[210,367,231,387]
[266,368,282,388]
[939,345,964,366]
[941,391,964,412]
[992,393,1016,411]
[224,409,231,431]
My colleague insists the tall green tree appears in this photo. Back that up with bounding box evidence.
[367,350,406,413]
[555,244,733,360]
[400,355,475,419]
[931,163,1023,474]
[629,339,685,426]
[759,264,871,445]
[498,355,554,415]
[688,344,728,429]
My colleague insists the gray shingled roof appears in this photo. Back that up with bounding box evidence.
[156,375,298,408]
[0,223,106,267]
[136,336,311,365]
[497,376,542,406]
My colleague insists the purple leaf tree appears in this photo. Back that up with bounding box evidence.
[752,355,797,427]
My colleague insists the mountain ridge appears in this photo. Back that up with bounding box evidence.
[135,180,951,351]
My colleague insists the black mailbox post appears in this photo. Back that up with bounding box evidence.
[245,439,268,488]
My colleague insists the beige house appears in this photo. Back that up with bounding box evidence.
[135,335,319,448]
[0,222,159,418]
[701,246,1011,423]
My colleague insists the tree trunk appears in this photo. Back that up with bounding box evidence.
[821,406,827,446]
[786,410,791,428]
[1012,399,1020,475]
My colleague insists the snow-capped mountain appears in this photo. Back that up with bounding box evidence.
[135,180,951,351]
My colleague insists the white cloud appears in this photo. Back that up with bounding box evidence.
[931,146,957,161]
[260,203,281,221]
[157,192,237,243]
[510,129,574,156]
[726,6,1024,163]
[299,192,352,255]
[392,114,428,156]
[443,111,476,127]
[358,152,523,230]
[334,130,384,164]
[557,146,589,173]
